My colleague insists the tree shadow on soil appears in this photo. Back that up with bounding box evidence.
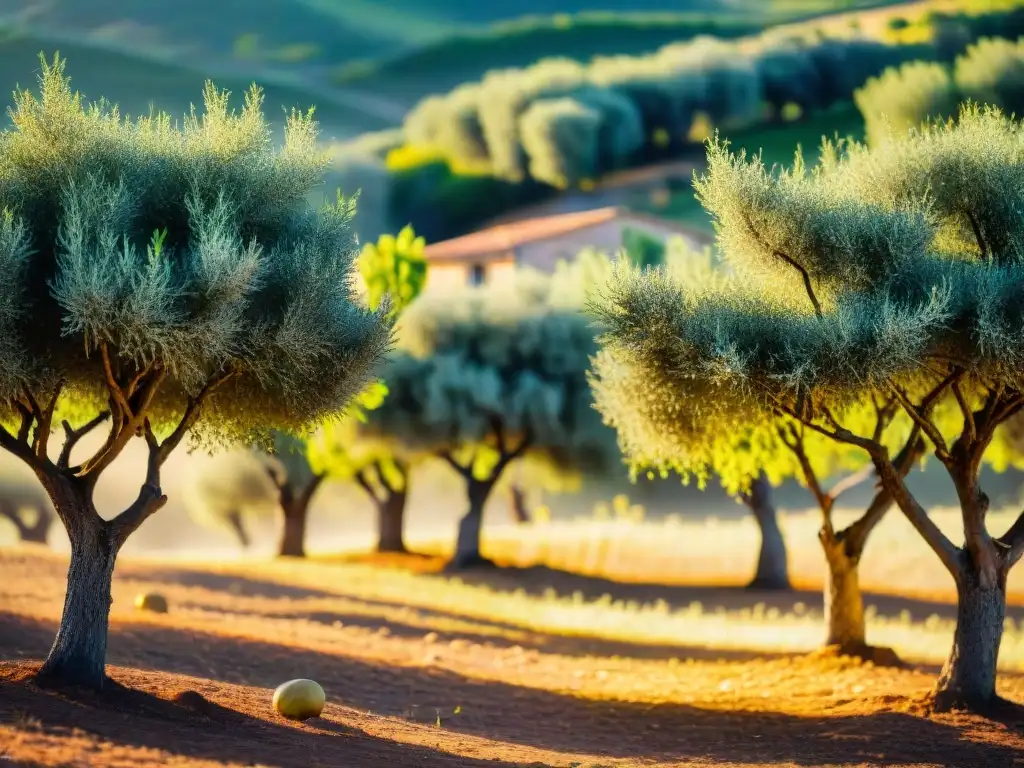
[172,600,792,662]
[1,611,1021,767]
[429,563,1024,624]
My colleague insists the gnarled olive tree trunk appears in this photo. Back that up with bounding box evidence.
[872,428,1021,713]
[741,473,791,590]
[37,479,117,687]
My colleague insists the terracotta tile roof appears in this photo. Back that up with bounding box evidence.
[424,206,711,263]
[424,206,625,262]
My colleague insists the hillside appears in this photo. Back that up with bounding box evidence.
[0,0,916,135]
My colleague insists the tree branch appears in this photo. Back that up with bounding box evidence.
[872,452,961,576]
[778,425,833,534]
[14,401,33,446]
[0,412,46,471]
[769,396,881,454]
[742,213,821,316]
[439,450,473,480]
[951,380,976,445]
[81,365,166,480]
[354,468,382,503]
[827,463,875,502]
[374,460,395,495]
[496,429,532,472]
[888,372,961,461]
[297,472,325,513]
[58,412,110,470]
[105,420,167,551]
[151,367,236,468]
[31,380,64,460]
[998,511,1024,570]
[842,428,926,554]
[99,342,135,424]
[965,208,988,261]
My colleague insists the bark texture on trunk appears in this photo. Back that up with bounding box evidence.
[376,489,408,553]
[933,565,1006,712]
[36,481,116,689]
[509,484,530,524]
[744,474,791,590]
[821,533,866,650]
[451,479,495,569]
[0,500,52,544]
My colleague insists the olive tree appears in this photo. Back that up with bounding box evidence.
[367,284,619,569]
[0,57,392,689]
[183,432,327,557]
[591,107,1024,712]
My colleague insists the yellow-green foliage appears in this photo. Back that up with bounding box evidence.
[358,225,428,318]
[954,36,1024,112]
[854,60,961,146]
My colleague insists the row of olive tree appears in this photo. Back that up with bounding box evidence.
[590,105,1024,714]
[183,240,795,588]
[855,36,1024,146]
[403,31,924,190]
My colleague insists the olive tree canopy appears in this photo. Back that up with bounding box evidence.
[0,56,392,689]
[365,275,620,568]
[591,106,1024,712]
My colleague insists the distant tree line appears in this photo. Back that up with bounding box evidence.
[329,3,1024,246]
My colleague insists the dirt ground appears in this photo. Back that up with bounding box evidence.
[1,546,1023,768]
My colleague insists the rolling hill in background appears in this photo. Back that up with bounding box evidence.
[0,0,912,138]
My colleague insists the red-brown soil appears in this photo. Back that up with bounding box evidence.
[1,546,1023,767]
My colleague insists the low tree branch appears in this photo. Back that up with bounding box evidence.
[152,367,236,468]
[0,417,46,471]
[59,412,110,470]
[842,429,925,554]
[81,365,166,480]
[99,342,135,424]
[496,429,532,472]
[105,420,167,550]
[951,380,976,445]
[872,452,962,576]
